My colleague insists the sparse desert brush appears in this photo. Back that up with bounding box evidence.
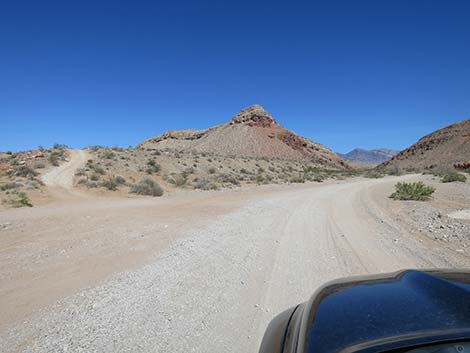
[102,150,116,159]
[100,178,118,191]
[130,178,164,196]
[289,175,305,184]
[113,175,126,185]
[208,167,216,174]
[166,173,187,187]
[0,182,22,191]
[441,172,467,183]
[146,159,161,174]
[2,191,33,208]
[90,173,101,181]
[217,174,240,186]
[75,167,86,176]
[78,178,99,188]
[91,164,106,175]
[15,165,38,178]
[26,179,42,189]
[194,178,218,190]
[33,161,46,169]
[364,171,384,179]
[390,182,435,201]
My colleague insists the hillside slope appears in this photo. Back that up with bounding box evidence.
[340,148,398,165]
[379,119,470,172]
[139,105,349,169]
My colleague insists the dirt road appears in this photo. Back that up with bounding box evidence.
[41,149,89,192]
[1,176,469,352]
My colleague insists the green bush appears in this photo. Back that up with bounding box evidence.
[390,182,435,201]
[364,171,384,179]
[441,172,467,183]
[3,191,33,207]
[130,178,164,196]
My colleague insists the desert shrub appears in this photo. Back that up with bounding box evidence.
[114,175,126,185]
[166,173,187,187]
[130,178,164,196]
[77,178,88,185]
[100,178,118,191]
[78,178,99,188]
[256,175,270,184]
[146,159,161,174]
[208,167,216,174]
[26,180,42,189]
[53,143,68,149]
[33,161,46,169]
[390,182,435,201]
[364,171,384,179]
[102,150,115,159]
[15,165,38,177]
[194,178,218,190]
[90,173,100,181]
[75,167,86,176]
[441,172,467,183]
[0,182,21,191]
[48,153,60,166]
[313,175,325,182]
[217,174,240,186]
[15,192,33,207]
[289,175,305,183]
[3,191,33,207]
[240,168,248,174]
[91,164,106,175]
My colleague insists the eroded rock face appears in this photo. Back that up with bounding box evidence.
[229,105,278,128]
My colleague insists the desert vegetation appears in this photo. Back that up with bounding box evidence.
[82,146,358,195]
[440,172,467,183]
[0,144,68,207]
[130,177,164,196]
[389,182,435,201]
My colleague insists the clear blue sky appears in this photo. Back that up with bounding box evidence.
[1,1,469,153]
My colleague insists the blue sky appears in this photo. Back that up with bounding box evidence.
[1,0,469,153]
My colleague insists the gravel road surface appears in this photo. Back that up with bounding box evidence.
[1,176,468,353]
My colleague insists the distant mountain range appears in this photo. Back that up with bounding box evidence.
[339,148,399,165]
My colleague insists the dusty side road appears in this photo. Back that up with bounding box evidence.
[1,175,469,352]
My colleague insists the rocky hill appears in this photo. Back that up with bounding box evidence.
[339,148,398,165]
[139,105,349,169]
[379,119,470,173]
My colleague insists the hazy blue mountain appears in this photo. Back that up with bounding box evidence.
[339,148,399,165]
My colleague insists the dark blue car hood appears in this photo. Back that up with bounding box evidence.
[306,270,470,353]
